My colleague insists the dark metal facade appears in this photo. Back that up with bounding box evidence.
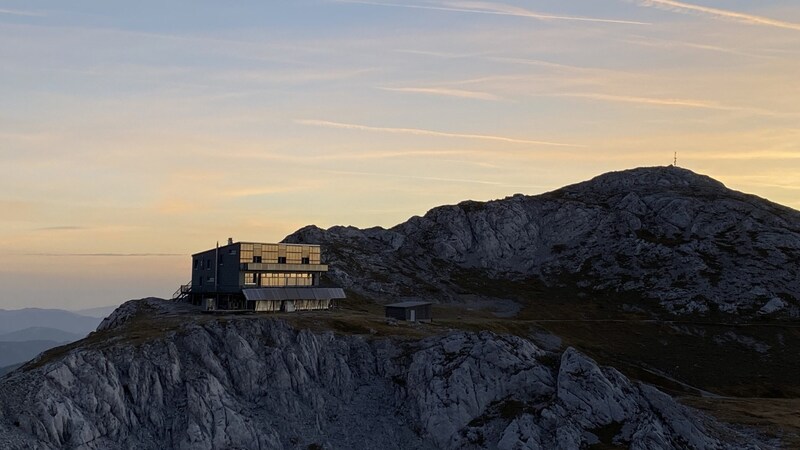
[185,241,342,311]
[385,301,433,322]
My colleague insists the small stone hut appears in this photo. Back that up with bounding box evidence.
[385,301,432,323]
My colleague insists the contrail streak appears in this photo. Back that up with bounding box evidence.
[336,1,650,25]
[296,119,585,147]
[634,0,800,31]
[553,92,783,117]
[0,8,43,17]
[379,86,502,101]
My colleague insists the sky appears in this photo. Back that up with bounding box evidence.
[1,0,799,309]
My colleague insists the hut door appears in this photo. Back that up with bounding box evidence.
[409,309,416,322]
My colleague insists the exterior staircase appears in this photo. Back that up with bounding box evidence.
[172,281,192,302]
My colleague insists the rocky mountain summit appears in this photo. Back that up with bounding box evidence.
[0,167,796,448]
[287,166,800,318]
[0,299,765,449]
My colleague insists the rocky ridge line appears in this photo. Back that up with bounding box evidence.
[287,166,800,317]
[0,299,765,449]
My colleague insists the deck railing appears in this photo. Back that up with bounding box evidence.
[172,281,192,301]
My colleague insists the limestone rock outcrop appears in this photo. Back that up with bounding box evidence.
[287,166,800,317]
[0,299,764,449]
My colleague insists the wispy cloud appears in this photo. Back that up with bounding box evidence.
[337,1,650,25]
[615,34,773,59]
[379,86,502,101]
[219,183,324,198]
[0,131,57,143]
[691,151,800,161]
[35,226,87,231]
[204,148,475,164]
[220,187,301,198]
[549,92,784,116]
[394,49,480,59]
[633,0,800,31]
[296,119,585,147]
[0,8,44,17]
[328,169,503,186]
[326,169,551,190]
[214,67,378,84]
[486,56,592,71]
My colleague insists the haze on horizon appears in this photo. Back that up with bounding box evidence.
[1,0,799,309]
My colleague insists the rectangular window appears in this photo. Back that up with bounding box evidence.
[253,256,262,263]
[278,256,286,264]
[244,273,255,285]
[286,245,302,264]
[301,257,310,264]
[194,259,199,269]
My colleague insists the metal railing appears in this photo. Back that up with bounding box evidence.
[172,281,192,301]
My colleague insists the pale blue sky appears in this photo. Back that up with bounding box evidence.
[1,1,799,308]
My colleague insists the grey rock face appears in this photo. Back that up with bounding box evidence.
[287,166,800,317]
[0,300,763,449]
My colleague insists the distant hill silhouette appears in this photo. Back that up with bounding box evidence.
[0,340,66,368]
[73,304,123,319]
[0,308,101,335]
[0,327,84,343]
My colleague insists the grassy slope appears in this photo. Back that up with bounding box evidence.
[382,266,800,446]
[17,292,800,447]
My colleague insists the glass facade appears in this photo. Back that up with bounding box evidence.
[235,242,322,288]
[241,272,314,287]
[193,241,324,293]
[240,243,320,264]
[259,272,313,287]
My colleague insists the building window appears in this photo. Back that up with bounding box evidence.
[253,256,262,263]
[240,243,253,263]
[278,256,286,264]
[301,257,310,264]
[265,244,278,263]
[244,273,256,285]
[194,259,199,269]
[287,245,302,264]
[199,276,203,286]
[206,259,211,269]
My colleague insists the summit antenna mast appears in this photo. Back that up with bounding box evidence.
[673,152,677,167]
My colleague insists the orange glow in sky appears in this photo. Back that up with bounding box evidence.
[1,1,799,308]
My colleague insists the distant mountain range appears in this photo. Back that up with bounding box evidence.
[0,309,103,374]
[73,304,122,319]
[0,308,102,335]
[0,327,85,343]
[0,341,69,368]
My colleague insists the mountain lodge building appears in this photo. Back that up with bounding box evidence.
[177,239,345,312]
